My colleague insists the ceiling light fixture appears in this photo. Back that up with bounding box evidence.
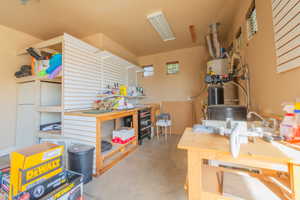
[147,11,176,42]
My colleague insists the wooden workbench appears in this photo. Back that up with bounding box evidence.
[65,109,139,176]
[64,104,159,176]
[178,128,300,200]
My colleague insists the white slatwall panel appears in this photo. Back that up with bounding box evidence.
[63,115,97,173]
[99,51,133,90]
[63,33,101,110]
[271,0,300,73]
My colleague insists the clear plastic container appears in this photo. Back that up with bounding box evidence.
[280,113,296,140]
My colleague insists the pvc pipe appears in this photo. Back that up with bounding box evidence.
[228,81,249,110]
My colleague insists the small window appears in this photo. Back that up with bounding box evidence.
[246,1,258,40]
[166,61,179,75]
[143,65,154,77]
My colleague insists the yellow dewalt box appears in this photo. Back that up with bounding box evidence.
[9,143,64,199]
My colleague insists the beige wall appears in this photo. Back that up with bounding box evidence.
[82,33,138,65]
[227,0,300,115]
[0,25,41,151]
[138,46,209,133]
[138,46,208,102]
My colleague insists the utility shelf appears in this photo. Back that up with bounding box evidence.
[97,95,146,100]
[17,35,63,56]
[102,138,137,160]
[16,75,62,83]
[38,130,61,136]
[37,106,62,112]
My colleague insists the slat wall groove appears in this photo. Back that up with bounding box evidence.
[100,51,130,89]
[272,0,300,72]
[274,0,291,18]
[277,33,300,49]
[275,1,299,27]
[61,36,139,173]
[63,34,101,111]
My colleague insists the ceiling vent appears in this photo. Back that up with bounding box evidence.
[147,11,176,42]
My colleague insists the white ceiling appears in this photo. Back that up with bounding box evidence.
[0,0,240,56]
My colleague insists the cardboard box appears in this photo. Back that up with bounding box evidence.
[10,143,64,199]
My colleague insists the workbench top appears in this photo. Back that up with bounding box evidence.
[178,128,300,165]
[64,104,154,118]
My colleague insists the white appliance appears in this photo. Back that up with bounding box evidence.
[207,59,228,75]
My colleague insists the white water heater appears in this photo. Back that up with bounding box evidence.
[207,59,228,75]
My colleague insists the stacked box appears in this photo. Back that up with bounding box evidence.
[112,127,135,144]
[10,143,64,199]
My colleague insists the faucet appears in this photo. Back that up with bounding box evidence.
[247,112,269,127]
[247,112,278,131]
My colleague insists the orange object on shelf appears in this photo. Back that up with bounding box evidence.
[31,57,35,75]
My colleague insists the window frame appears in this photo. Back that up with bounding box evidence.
[166,61,180,75]
[246,1,258,40]
[142,65,154,77]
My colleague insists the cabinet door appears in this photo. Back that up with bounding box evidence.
[16,105,36,148]
[40,82,61,106]
[17,82,35,105]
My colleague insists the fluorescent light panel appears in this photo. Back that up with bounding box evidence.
[147,11,176,42]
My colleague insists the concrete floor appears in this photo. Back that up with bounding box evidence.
[84,135,187,200]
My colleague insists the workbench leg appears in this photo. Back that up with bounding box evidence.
[96,119,103,175]
[289,164,300,200]
[188,150,202,200]
[133,112,138,145]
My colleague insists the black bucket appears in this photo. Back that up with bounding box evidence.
[68,144,95,184]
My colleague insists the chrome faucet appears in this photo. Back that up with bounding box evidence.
[247,112,269,127]
[247,111,278,131]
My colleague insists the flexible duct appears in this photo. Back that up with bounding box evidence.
[206,35,216,59]
[210,23,221,58]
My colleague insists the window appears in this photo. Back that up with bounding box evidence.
[271,0,300,72]
[246,1,258,40]
[143,65,154,77]
[166,61,179,75]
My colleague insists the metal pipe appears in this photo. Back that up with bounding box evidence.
[227,81,249,109]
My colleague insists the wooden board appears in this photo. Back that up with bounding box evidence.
[222,172,281,200]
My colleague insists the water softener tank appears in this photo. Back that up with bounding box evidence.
[208,86,224,105]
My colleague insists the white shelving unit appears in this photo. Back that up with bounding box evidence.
[15,33,143,160]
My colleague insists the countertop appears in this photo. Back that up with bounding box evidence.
[177,128,299,165]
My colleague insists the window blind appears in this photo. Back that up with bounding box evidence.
[271,0,300,73]
[247,7,258,40]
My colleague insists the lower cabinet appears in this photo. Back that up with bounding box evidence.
[16,105,36,148]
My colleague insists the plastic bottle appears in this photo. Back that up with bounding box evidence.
[294,98,300,139]
[280,104,297,140]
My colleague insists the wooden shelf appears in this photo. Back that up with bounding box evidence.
[38,130,61,135]
[16,75,62,83]
[37,106,62,112]
[38,131,74,140]
[102,138,137,160]
[17,35,63,55]
[97,95,146,100]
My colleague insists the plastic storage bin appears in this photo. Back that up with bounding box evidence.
[68,144,95,184]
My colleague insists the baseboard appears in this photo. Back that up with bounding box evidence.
[0,146,16,157]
